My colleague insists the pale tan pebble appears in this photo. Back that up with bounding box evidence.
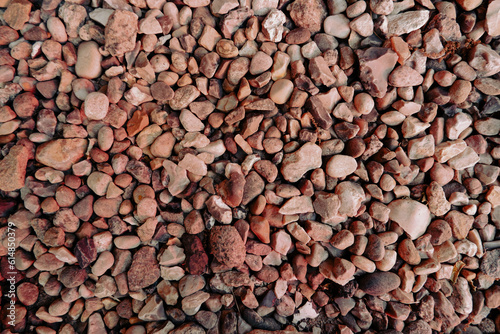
[84,92,109,120]
[114,236,141,249]
[269,79,294,104]
[47,17,67,43]
[75,41,102,80]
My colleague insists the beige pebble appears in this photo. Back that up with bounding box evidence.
[84,92,109,120]
[75,41,102,80]
[269,79,294,104]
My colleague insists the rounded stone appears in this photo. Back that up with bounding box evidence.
[357,272,401,296]
[326,155,358,178]
[84,92,109,120]
[75,41,102,79]
[269,79,294,104]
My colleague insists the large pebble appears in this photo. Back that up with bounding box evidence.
[281,143,322,183]
[388,199,431,240]
[84,92,109,120]
[210,226,246,268]
[326,155,357,178]
[75,41,102,79]
[358,272,401,296]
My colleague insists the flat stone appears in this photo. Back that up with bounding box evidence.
[357,47,398,98]
[387,10,430,36]
[358,272,401,296]
[4,0,31,30]
[326,155,358,178]
[388,199,431,240]
[36,139,87,171]
[0,145,29,192]
[279,196,314,215]
[105,10,138,57]
[210,225,246,268]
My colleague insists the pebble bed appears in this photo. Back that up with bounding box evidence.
[0,0,500,333]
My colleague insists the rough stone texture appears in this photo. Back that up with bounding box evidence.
[105,10,138,57]
[357,47,399,98]
[127,247,160,291]
[210,226,246,268]
[280,143,322,183]
[0,145,29,192]
[288,0,328,33]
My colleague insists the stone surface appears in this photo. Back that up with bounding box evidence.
[210,226,246,268]
[36,139,88,171]
[288,0,328,33]
[0,145,29,192]
[105,10,138,57]
[388,199,431,240]
[281,143,322,183]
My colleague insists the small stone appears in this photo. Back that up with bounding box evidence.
[0,145,29,192]
[170,85,201,110]
[469,44,500,78]
[105,10,138,57]
[386,10,430,36]
[269,79,294,104]
[407,135,435,160]
[389,66,424,87]
[75,238,97,269]
[36,139,87,171]
[326,155,357,178]
[388,199,431,240]
[288,0,328,33]
[445,210,474,240]
[75,41,102,80]
[324,15,351,39]
[350,13,373,37]
[127,247,160,291]
[335,181,365,218]
[281,143,322,183]
[206,195,232,224]
[250,51,273,75]
[306,96,334,129]
[357,47,398,98]
[358,272,401,296]
[182,291,210,316]
[486,0,500,37]
[319,258,356,286]
[4,0,32,30]
[210,225,246,268]
[427,181,451,217]
[481,249,500,279]
[370,0,394,15]
[262,9,286,42]
[447,147,479,170]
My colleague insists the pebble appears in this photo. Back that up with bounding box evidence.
[325,155,357,178]
[105,10,138,57]
[75,41,102,80]
[210,226,246,268]
[0,145,29,192]
[388,199,431,240]
[288,0,327,33]
[324,15,351,39]
[358,272,401,296]
[36,139,87,171]
[269,79,293,104]
[281,143,322,183]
